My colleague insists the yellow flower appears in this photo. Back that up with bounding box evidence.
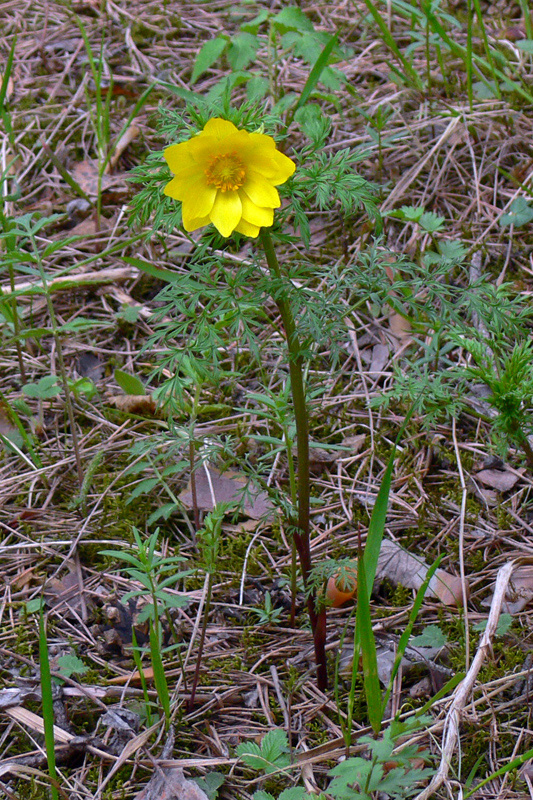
[163,118,296,238]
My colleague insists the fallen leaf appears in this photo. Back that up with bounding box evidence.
[76,352,104,381]
[179,466,274,520]
[388,311,412,342]
[341,434,367,453]
[45,566,84,616]
[475,466,522,492]
[0,688,40,710]
[377,539,469,607]
[429,569,468,607]
[68,215,113,237]
[499,566,533,613]
[339,634,450,686]
[135,768,209,800]
[109,395,157,415]
[71,159,127,199]
[106,123,140,172]
[368,343,389,377]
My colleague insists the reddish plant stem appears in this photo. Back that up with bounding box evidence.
[260,229,327,691]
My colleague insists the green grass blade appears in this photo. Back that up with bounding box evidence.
[381,555,443,715]
[39,611,59,800]
[0,36,17,147]
[131,627,153,727]
[463,745,533,797]
[356,552,382,734]
[416,671,465,716]
[425,5,533,104]
[353,404,418,731]
[471,0,500,94]
[360,0,423,90]
[149,620,171,728]
[294,35,339,114]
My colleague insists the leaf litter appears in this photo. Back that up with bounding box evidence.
[1,0,533,798]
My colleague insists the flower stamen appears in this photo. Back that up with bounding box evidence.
[205,151,246,192]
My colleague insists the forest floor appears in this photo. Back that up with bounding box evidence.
[2,1,533,799]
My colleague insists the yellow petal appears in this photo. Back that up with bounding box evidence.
[182,214,210,233]
[242,132,278,153]
[234,218,261,238]
[209,191,242,237]
[181,180,217,226]
[240,134,295,183]
[252,152,295,184]
[243,172,280,208]
[164,142,196,172]
[239,192,274,227]
[185,134,222,163]
[164,168,204,200]
[203,118,240,139]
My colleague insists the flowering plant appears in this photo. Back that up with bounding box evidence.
[163,118,295,238]
[129,102,378,690]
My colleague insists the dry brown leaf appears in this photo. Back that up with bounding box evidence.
[368,343,390,376]
[377,539,469,607]
[430,569,469,607]
[109,395,157,416]
[341,434,367,453]
[388,311,412,343]
[135,767,209,800]
[499,565,533,613]
[71,159,127,198]
[68,215,113,237]
[106,123,140,172]
[475,466,522,492]
[179,466,274,520]
[45,566,84,615]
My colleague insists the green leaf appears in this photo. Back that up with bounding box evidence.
[516,39,533,53]
[240,8,270,34]
[246,75,269,102]
[25,598,44,614]
[191,37,229,84]
[472,79,500,100]
[272,6,314,33]
[39,613,59,800]
[227,32,258,71]
[123,256,182,283]
[149,619,170,726]
[419,211,446,232]
[473,613,513,637]
[116,304,142,323]
[500,196,533,228]
[410,624,448,648]
[126,478,160,502]
[22,375,61,400]
[58,317,110,333]
[438,239,467,262]
[236,729,290,774]
[293,35,339,115]
[387,205,424,222]
[114,369,146,396]
[193,773,225,800]
[356,554,382,734]
[56,654,89,678]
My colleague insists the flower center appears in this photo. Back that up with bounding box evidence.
[205,152,246,192]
